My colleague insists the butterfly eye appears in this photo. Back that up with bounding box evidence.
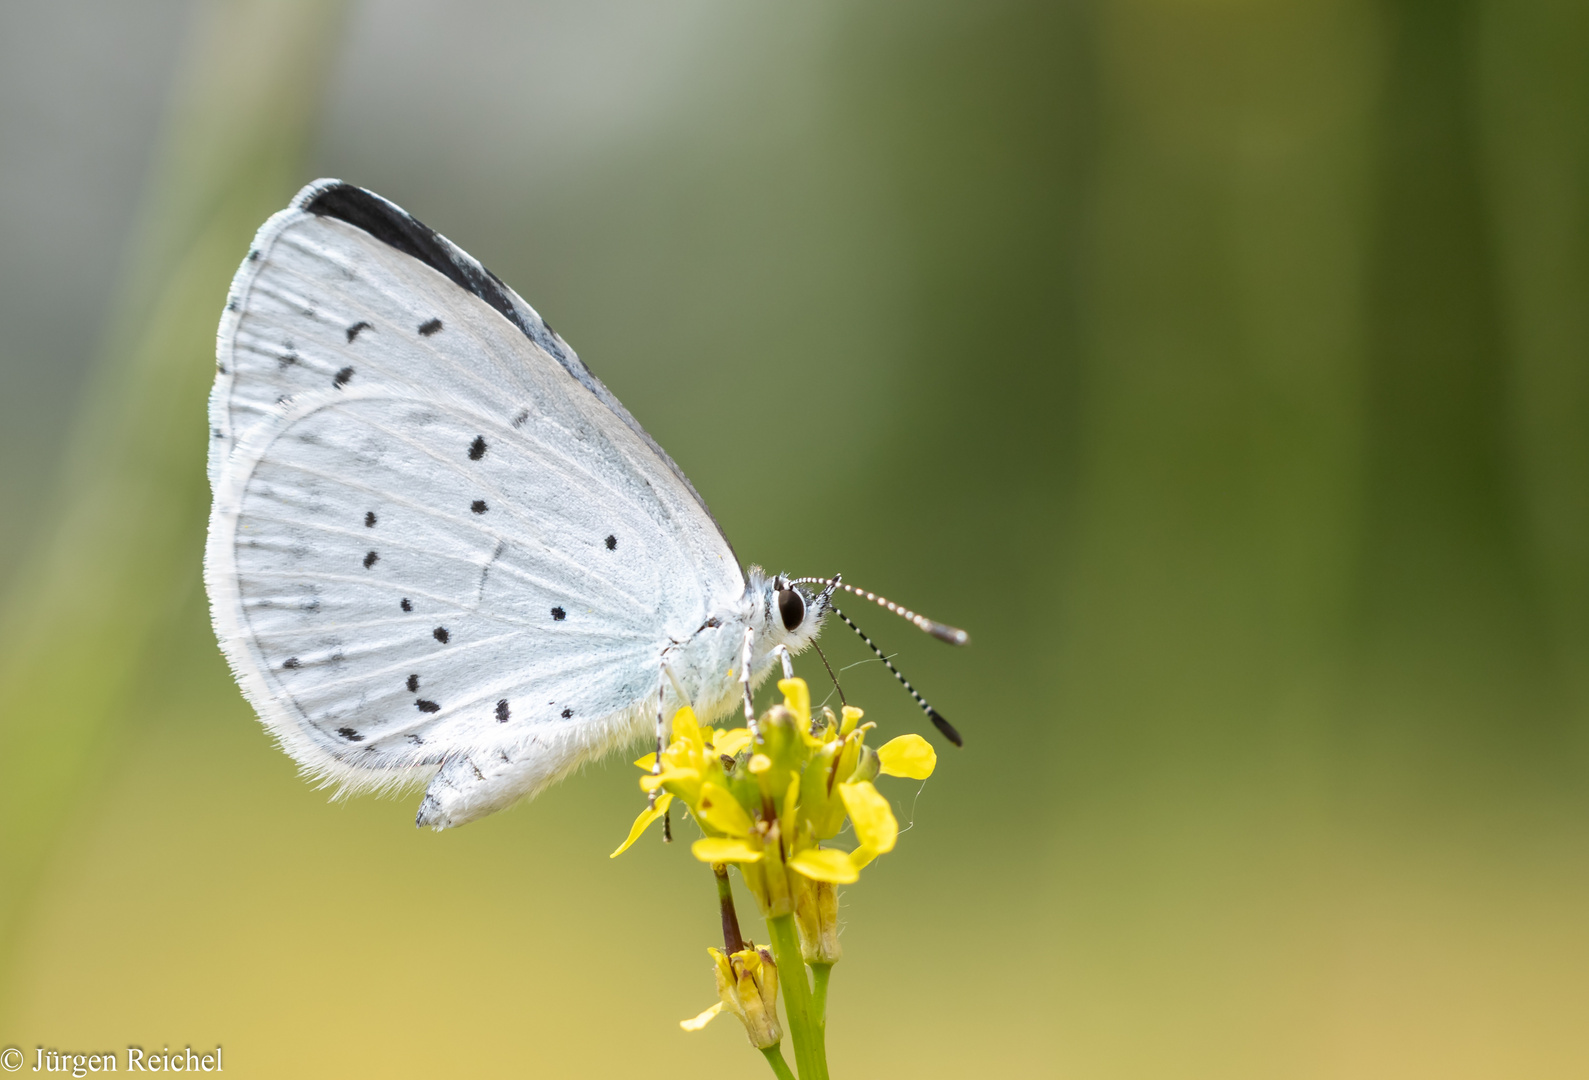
[778,588,805,632]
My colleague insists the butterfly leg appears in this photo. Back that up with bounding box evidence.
[649,664,668,812]
[739,627,760,739]
[662,661,694,714]
[773,644,794,680]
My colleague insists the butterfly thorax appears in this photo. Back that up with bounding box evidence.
[670,566,830,727]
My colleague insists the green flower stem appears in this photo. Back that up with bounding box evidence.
[811,963,832,1029]
[760,1045,798,1080]
[767,913,828,1080]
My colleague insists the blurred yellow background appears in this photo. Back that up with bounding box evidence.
[1,0,1585,1076]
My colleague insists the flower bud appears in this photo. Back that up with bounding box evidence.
[740,819,794,917]
[793,874,842,964]
[710,945,783,1049]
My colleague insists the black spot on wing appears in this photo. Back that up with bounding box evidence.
[418,318,442,336]
[433,626,450,643]
[468,435,487,460]
[512,409,529,428]
[365,510,377,527]
[415,699,441,713]
[400,597,413,612]
[248,249,260,262]
[346,320,372,343]
[334,366,355,388]
[471,499,488,514]
[561,707,573,719]
[282,657,300,670]
[551,606,565,621]
[363,550,379,568]
[605,534,617,551]
[406,673,420,692]
[496,700,510,723]
[337,727,364,741]
[278,350,299,370]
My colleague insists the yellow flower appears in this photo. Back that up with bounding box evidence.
[620,673,956,1078]
[696,945,781,1049]
[616,707,752,859]
[616,680,926,912]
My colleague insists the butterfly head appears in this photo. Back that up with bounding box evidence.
[746,568,832,661]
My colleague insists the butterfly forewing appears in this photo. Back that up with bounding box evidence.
[206,181,744,800]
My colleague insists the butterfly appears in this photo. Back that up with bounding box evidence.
[205,180,963,829]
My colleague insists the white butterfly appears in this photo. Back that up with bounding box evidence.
[206,180,960,829]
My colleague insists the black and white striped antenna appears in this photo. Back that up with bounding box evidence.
[788,574,967,747]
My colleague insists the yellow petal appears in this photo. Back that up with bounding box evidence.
[839,705,864,736]
[680,1001,725,1031]
[789,847,860,884]
[633,752,657,771]
[639,766,699,793]
[849,844,878,871]
[839,781,897,854]
[609,792,673,857]
[692,838,764,863]
[876,734,936,780]
[715,728,754,758]
[673,706,703,749]
[781,775,800,844]
[697,782,755,837]
[778,677,811,726]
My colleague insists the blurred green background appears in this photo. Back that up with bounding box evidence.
[1,0,1586,1076]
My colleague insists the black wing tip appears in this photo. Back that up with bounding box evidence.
[301,181,423,240]
[295,181,571,368]
[297,178,371,220]
[928,708,964,748]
